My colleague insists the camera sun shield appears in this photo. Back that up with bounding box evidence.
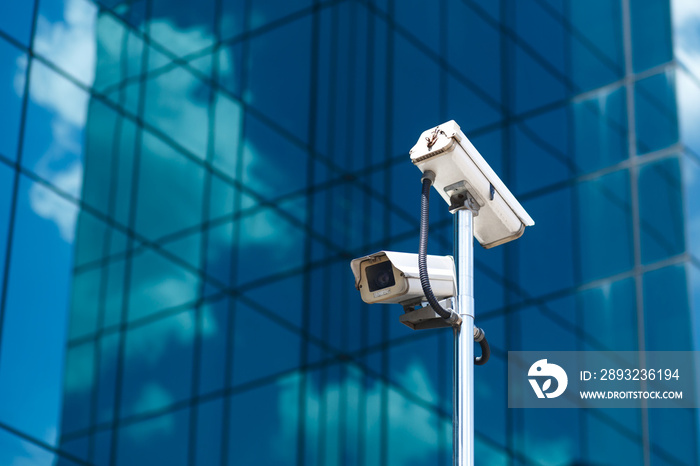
[410,120,534,248]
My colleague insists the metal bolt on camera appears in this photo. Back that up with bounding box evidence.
[351,120,534,466]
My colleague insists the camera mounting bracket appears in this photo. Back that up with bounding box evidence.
[400,297,461,330]
[446,182,483,214]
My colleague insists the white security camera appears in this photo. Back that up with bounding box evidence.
[410,120,534,248]
[350,251,456,305]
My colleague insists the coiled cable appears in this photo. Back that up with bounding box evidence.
[419,171,490,365]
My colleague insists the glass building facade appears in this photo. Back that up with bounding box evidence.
[0,0,699,464]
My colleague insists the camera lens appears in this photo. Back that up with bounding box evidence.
[366,261,395,292]
[376,272,392,288]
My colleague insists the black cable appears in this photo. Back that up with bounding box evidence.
[473,327,490,366]
[418,175,452,320]
[420,172,490,365]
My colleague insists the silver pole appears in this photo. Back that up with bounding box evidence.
[453,208,474,466]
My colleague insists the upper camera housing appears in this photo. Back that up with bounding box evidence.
[410,120,534,248]
[350,251,455,305]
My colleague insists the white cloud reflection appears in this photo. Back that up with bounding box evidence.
[276,363,450,465]
[13,0,96,242]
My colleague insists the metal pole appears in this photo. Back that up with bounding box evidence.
[453,207,474,466]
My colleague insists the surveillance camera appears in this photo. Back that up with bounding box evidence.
[410,120,534,248]
[350,251,456,305]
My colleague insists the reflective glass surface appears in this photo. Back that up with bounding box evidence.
[0,0,698,464]
[634,70,679,155]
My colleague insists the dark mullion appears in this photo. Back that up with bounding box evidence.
[296,0,321,463]
[108,1,152,464]
[87,17,130,463]
[219,0,252,463]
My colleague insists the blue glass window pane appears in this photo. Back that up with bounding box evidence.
[68,267,101,340]
[99,29,145,115]
[197,297,229,395]
[638,156,685,264]
[246,16,311,141]
[249,0,312,30]
[212,92,243,180]
[93,429,113,466]
[519,409,580,463]
[572,85,628,174]
[388,335,442,406]
[577,170,634,282]
[514,108,571,195]
[514,41,568,114]
[474,348,507,448]
[392,33,441,153]
[518,187,575,297]
[195,398,223,465]
[518,296,578,351]
[0,1,34,47]
[387,387,444,465]
[117,407,189,466]
[648,408,698,465]
[0,176,76,445]
[252,274,303,328]
[693,266,700,347]
[110,118,138,228]
[684,154,700,260]
[121,310,195,418]
[676,69,700,156]
[59,436,89,462]
[569,0,625,91]
[112,0,149,31]
[96,333,119,425]
[473,244,506,314]
[204,221,235,286]
[143,64,212,159]
[585,411,644,464]
[219,0,244,41]
[232,303,301,385]
[80,101,121,217]
[151,0,217,56]
[514,0,566,76]
[395,0,440,54]
[128,249,201,321]
[475,437,509,465]
[643,264,691,350]
[161,229,201,271]
[135,132,205,240]
[0,429,63,465]
[0,164,13,294]
[228,375,299,464]
[93,14,128,94]
[447,74,502,135]
[241,114,308,200]
[0,39,25,161]
[635,71,679,155]
[630,0,673,73]
[468,0,499,21]
[72,210,108,269]
[235,207,305,284]
[103,258,126,329]
[61,342,95,434]
[20,60,89,175]
[581,277,638,351]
